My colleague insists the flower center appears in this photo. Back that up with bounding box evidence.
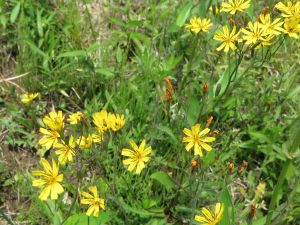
[193,135,201,143]
[135,152,143,161]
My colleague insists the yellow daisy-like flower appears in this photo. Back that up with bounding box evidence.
[21,92,39,104]
[80,186,105,217]
[54,135,76,164]
[39,128,60,150]
[93,110,111,132]
[258,14,284,36]
[214,25,240,52]
[32,158,64,201]
[241,21,271,47]
[185,17,213,33]
[42,110,65,132]
[283,18,300,39]
[77,133,103,149]
[68,111,84,124]
[111,113,126,131]
[195,202,224,225]
[220,0,251,14]
[275,2,300,19]
[121,140,152,174]
[77,135,93,149]
[182,124,216,157]
[91,133,103,143]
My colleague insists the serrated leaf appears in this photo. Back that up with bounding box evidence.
[150,171,176,191]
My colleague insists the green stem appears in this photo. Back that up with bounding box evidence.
[265,160,291,225]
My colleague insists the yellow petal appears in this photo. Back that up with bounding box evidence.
[86,205,95,216]
[200,142,212,152]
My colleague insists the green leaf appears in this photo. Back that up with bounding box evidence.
[176,2,193,27]
[185,95,200,126]
[157,125,178,144]
[57,50,86,58]
[37,9,43,37]
[86,42,101,52]
[249,131,272,144]
[126,20,143,27]
[288,118,300,153]
[64,212,115,225]
[25,40,48,59]
[150,171,176,191]
[214,60,238,97]
[119,198,164,218]
[219,187,233,225]
[116,46,123,63]
[95,67,115,79]
[43,200,63,225]
[10,2,20,23]
[286,162,296,183]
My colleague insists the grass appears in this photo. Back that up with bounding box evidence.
[0,0,300,224]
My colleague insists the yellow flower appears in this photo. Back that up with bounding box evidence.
[121,140,152,174]
[258,14,284,36]
[32,158,64,201]
[241,21,271,47]
[111,113,126,131]
[185,17,213,33]
[275,1,300,19]
[39,128,60,150]
[220,0,251,14]
[42,111,65,132]
[182,124,216,157]
[283,18,300,39]
[77,135,93,149]
[68,112,84,124]
[195,202,224,225]
[214,25,240,52]
[91,133,103,143]
[77,133,102,149]
[93,110,111,132]
[21,92,39,104]
[80,186,105,217]
[54,136,76,164]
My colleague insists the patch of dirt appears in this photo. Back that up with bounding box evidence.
[0,143,39,225]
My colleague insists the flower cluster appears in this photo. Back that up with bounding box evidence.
[93,109,125,132]
[32,107,156,217]
[185,17,213,33]
[186,0,300,53]
[32,108,125,215]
